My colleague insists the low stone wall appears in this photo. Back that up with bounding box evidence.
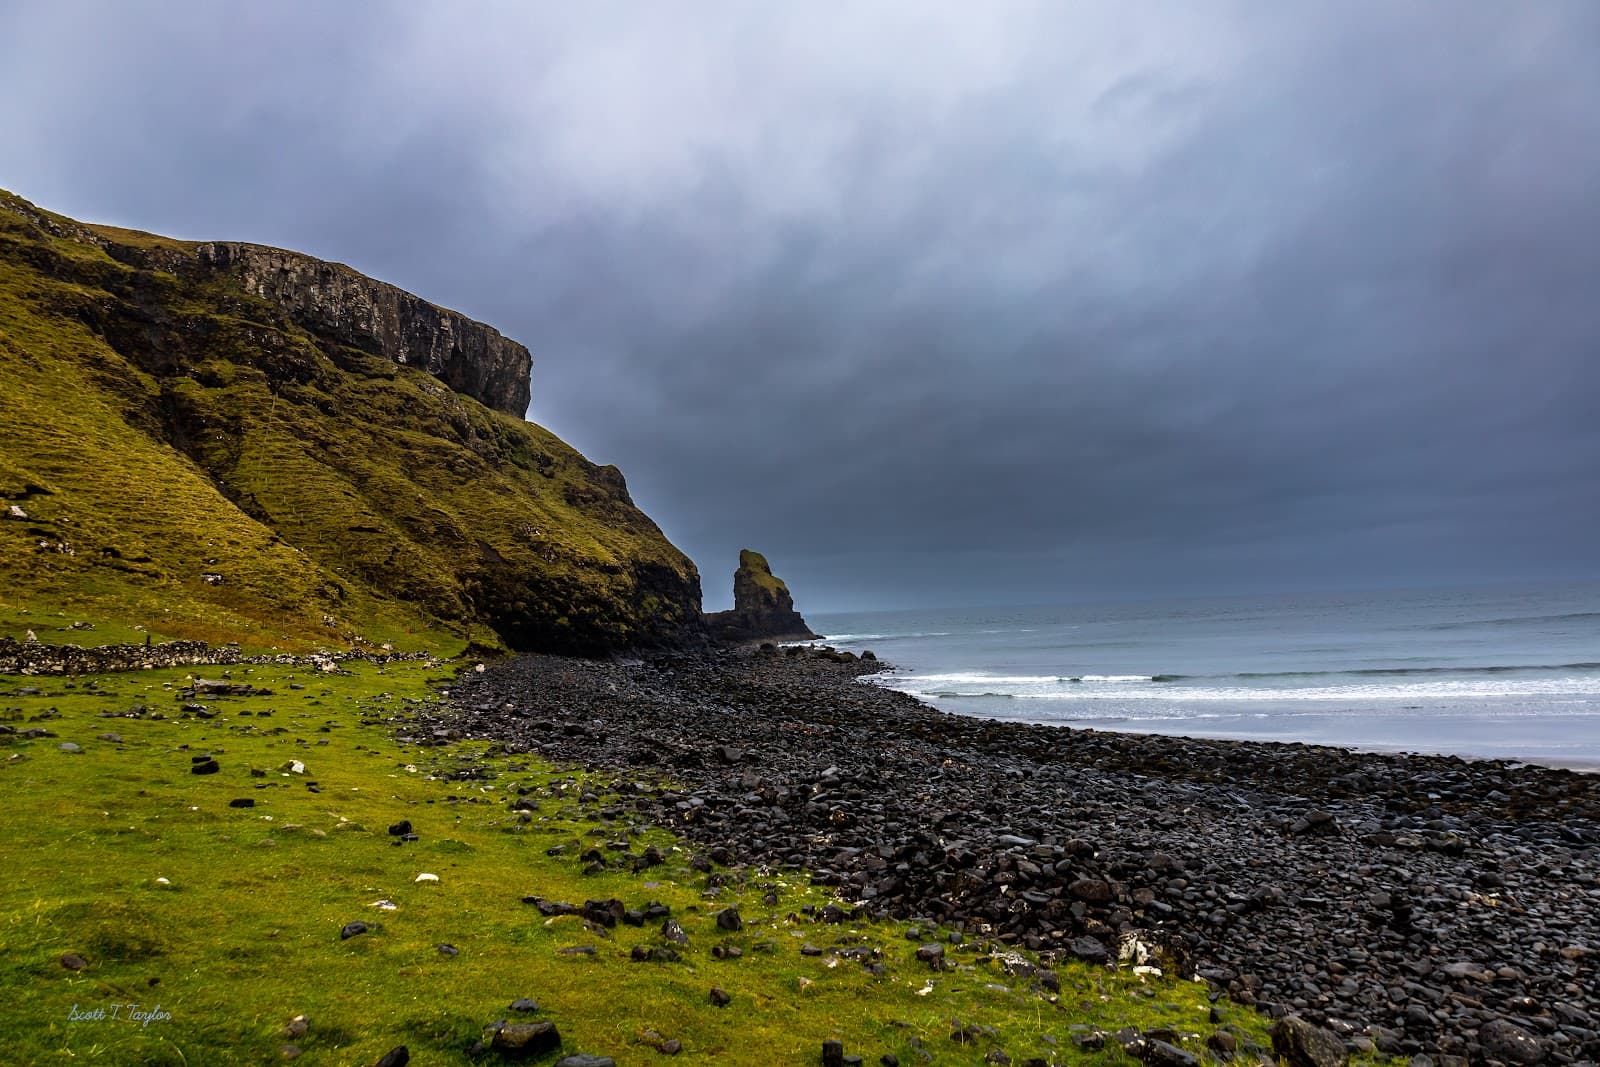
[0,638,437,676]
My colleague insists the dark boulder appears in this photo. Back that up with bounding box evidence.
[1270,1016,1348,1067]
[492,1021,562,1060]
[1477,1019,1546,1065]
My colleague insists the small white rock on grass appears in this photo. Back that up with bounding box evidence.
[414,873,440,884]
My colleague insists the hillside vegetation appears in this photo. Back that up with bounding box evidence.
[0,191,701,654]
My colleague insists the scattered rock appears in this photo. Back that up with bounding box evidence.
[1143,1039,1200,1067]
[339,921,369,940]
[1270,1016,1348,1067]
[1070,935,1108,964]
[1477,1019,1546,1065]
[59,953,88,971]
[708,986,731,1007]
[492,1021,561,1060]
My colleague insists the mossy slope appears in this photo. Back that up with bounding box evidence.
[0,191,701,654]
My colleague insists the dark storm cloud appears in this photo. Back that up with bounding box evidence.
[4,2,1599,610]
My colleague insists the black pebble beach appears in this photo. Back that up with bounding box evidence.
[433,645,1600,1063]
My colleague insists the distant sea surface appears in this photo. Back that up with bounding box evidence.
[806,582,1600,769]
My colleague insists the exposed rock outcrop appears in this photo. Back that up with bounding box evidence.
[194,243,531,417]
[1,191,531,417]
[704,550,819,643]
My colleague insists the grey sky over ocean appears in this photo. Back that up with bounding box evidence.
[4,3,1598,611]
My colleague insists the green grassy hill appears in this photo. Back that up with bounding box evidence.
[0,191,702,655]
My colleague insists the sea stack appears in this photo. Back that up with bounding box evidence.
[704,550,820,643]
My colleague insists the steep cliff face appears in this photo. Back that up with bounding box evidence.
[193,242,531,416]
[704,549,819,643]
[0,189,701,654]
[1,193,530,416]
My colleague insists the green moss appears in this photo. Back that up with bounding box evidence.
[738,548,789,597]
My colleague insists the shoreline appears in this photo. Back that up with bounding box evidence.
[441,644,1600,1062]
[852,667,1600,775]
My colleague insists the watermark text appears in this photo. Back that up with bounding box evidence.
[67,1003,173,1028]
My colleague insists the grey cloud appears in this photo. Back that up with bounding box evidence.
[3,2,1598,611]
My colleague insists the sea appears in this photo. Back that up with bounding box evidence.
[804,581,1600,770]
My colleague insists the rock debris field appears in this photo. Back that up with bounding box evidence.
[436,646,1600,1065]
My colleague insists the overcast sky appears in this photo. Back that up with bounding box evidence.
[4,3,1598,612]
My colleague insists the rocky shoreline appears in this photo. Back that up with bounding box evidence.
[440,645,1600,1065]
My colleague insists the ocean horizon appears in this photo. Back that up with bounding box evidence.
[805,579,1600,770]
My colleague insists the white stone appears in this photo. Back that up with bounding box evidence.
[414,872,440,884]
